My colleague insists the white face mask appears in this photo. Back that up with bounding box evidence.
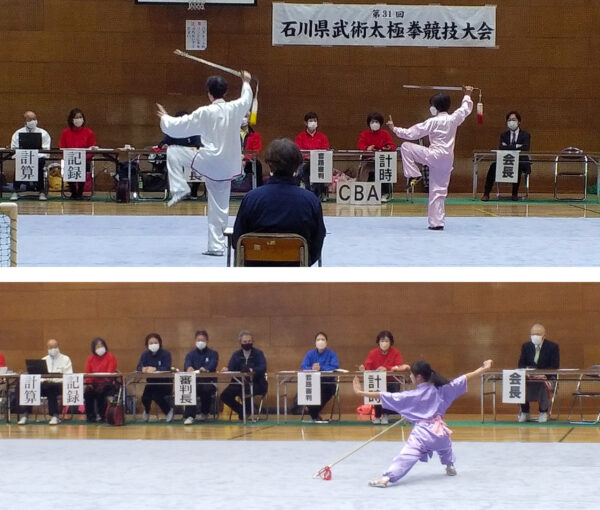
[26,120,37,129]
[370,122,380,132]
[95,346,106,356]
[241,117,249,128]
[48,348,59,357]
[531,335,543,346]
[73,118,84,128]
[430,106,438,117]
[507,120,519,131]
[148,343,160,353]
[315,340,327,350]
[196,341,207,350]
[307,121,318,131]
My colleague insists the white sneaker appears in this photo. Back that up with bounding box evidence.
[142,411,149,422]
[446,464,457,476]
[517,412,530,423]
[538,412,548,423]
[184,417,194,425]
[10,193,18,201]
[197,413,207,422]
[368,476,390,488]
[39,192,47,201]
[49,416,60,425]
[372,417,381,425]
[380,415,389,425]
[17,416,28,425]
[165,409,174,423]
[168,191,189,207]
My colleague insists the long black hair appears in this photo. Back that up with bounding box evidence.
[411,360,448,387]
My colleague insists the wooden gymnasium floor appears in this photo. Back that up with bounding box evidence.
[1,413,599,444]
[6,191,600,218]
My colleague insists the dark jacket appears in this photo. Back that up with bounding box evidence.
[227,347,267,387]
[499,129,531,173]
[136,348,172,372]
[518,339,559,370]
[232,175,326,266]
[184,347,219,372]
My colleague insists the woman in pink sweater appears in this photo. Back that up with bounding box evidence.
[59,108,97,200]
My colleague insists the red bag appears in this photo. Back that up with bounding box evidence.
[105,388,125,426]
[357,404,374,417]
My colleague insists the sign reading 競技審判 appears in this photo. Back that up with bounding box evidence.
[272,4,496,47]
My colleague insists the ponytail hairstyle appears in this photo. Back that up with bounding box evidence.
[410,360,448,388]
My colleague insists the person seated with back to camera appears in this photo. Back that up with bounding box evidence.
[481,111,531,202]
[10,110,51,201]
[294,111,331,202]
[357,112,396,202]
[232,138,326,266]
[157,110,202,199]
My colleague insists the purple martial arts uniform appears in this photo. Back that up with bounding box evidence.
[391,96,473,228]
[379,375,467,483]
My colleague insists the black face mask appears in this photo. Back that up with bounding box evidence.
[241,343,253,351]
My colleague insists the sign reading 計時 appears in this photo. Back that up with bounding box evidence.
[273,4,496,47]
[374,151,397,184]
[502,369,526,404]
[298,371,321,405]
[495,150,520,183]
[363,370,387,405]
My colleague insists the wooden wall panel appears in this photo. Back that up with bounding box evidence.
[0,1,598,192]
[0,282,598,412]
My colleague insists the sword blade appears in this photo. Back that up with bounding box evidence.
[403,85,464,91]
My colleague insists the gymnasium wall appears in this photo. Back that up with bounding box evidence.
[0,282,598,413]
[0,0,599,192]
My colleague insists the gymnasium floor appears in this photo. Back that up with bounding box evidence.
[9,193,600,267]
[2,415,599,509]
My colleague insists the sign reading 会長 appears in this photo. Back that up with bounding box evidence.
[272,4,496,47]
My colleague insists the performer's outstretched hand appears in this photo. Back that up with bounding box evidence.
[156,103,169,118]
[241,70,251,83]
[463,85,474,96]
[387,115,395,129]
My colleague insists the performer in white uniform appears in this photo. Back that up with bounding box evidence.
[157,71,253,256]
[387,86,473,230]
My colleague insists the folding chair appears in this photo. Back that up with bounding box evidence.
[568,366,600,424]
[300,376,341,422]
[554,147,588,201]
[235,233,309,267]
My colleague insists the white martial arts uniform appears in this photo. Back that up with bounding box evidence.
[392,95,472,228]
[160,81,253,252]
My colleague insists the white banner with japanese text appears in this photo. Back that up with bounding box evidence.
[309,150,333,183]
[63,373,84,406]
[297,371,321,405]
[363,370,387,405]
[62,150,87,182]
[19,374,41,406]
[174,372,197,406]
[15,149,39,182]
[273,4,496,47]
[495,150,520,183]
[502,369,526,404]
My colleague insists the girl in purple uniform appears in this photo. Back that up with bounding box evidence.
[353,358,493,487]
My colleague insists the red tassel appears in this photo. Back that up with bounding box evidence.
[477,102,484,124]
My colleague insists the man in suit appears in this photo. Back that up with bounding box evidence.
[481,111,531,201]
[517,323,560,423]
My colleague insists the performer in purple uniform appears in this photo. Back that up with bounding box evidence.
[353,358,493,488]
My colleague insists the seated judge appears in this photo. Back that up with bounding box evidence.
[516,323,559,423]
[10,110,51,201]
[481,111,531,202]
[232,138,326,266]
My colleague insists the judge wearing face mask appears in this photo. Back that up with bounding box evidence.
[17,339,73,426]
[182,330,219,425]
[220,330,268,421]
[136,333,174,423]
[357,112,396,202]
[300,331,340,423]
[84,337,118,423]
[9,110,52,201]
[481,111,531,202]
[59,108,98,200]
[294,111,331,201]
[516,323,560,423]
